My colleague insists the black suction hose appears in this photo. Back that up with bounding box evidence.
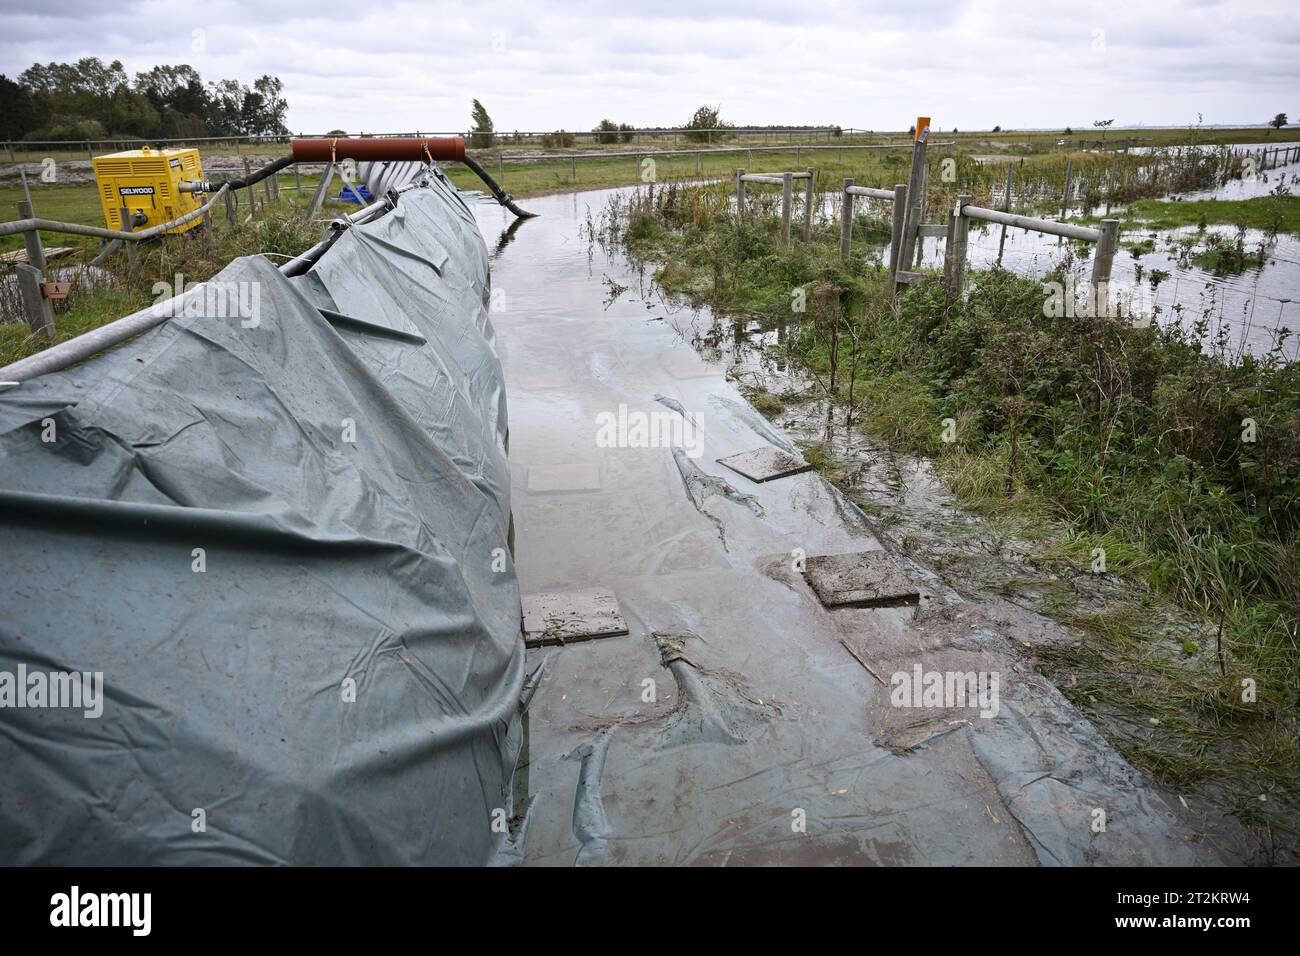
[186,151,537,219]
[461,155,538,218]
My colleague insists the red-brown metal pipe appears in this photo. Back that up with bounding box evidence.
[291,136,465,163]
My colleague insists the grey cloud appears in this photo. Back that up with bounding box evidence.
[2,0,1297,132]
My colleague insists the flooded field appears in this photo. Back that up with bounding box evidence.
[881,144,1300,359]
[915,220,1299,360]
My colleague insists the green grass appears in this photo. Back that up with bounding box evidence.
[440,145,916,200]
[0,173,325,252]
[1077,195,1300,234]
[1,187,322,367]
[0,182,106,255]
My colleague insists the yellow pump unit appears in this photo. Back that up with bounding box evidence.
[92,146,205,236]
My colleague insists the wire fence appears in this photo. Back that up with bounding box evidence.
[2,128,903,163]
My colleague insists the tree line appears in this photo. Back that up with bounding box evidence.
[0,59,289,142]
[467,102,799,147]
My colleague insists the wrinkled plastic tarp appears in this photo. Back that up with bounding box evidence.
[0,168,525,865]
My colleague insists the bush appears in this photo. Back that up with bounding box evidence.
[594,119,620,145]
[469,98,494,149]
[541,129,575,148]
[26,118,108,141]
[683,105,731,143]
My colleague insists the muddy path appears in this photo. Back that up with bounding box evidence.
[475,185,1271,865]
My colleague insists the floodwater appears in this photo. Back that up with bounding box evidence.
[856,144,1300,359]
[469,185,1247,865]
[914,218,1300,360]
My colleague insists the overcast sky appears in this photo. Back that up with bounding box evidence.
[2,0,1296,133]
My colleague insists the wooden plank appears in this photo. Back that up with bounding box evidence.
[0,246,75,265]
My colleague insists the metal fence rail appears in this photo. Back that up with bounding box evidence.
[959,205,1102,242]
[949,202,1119,298]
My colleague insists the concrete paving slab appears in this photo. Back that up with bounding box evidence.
[717,445,813,483]
[522,587,629,647]
[527,463,601,494]
[804,550,922,608]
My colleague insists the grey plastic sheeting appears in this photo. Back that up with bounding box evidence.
[0,168,525,864]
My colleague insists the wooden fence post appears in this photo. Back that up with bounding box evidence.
[241,159,258,220]
[119,206,138,266]
[919,157,930,226]
[946,195,971,299]
[1061,158,1074,218]
[942,205,957,289]
[840,178,854,260]
[997,163,1013,266]
[898,118,929,272]
[16,201,46,274]
[889,183,907,284]
[735,169,747,221]
[1090,218,1120,315]
[803,167,815,241]
[781,172,793,247]
[15,263,55,338]
[224,187,236,226]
